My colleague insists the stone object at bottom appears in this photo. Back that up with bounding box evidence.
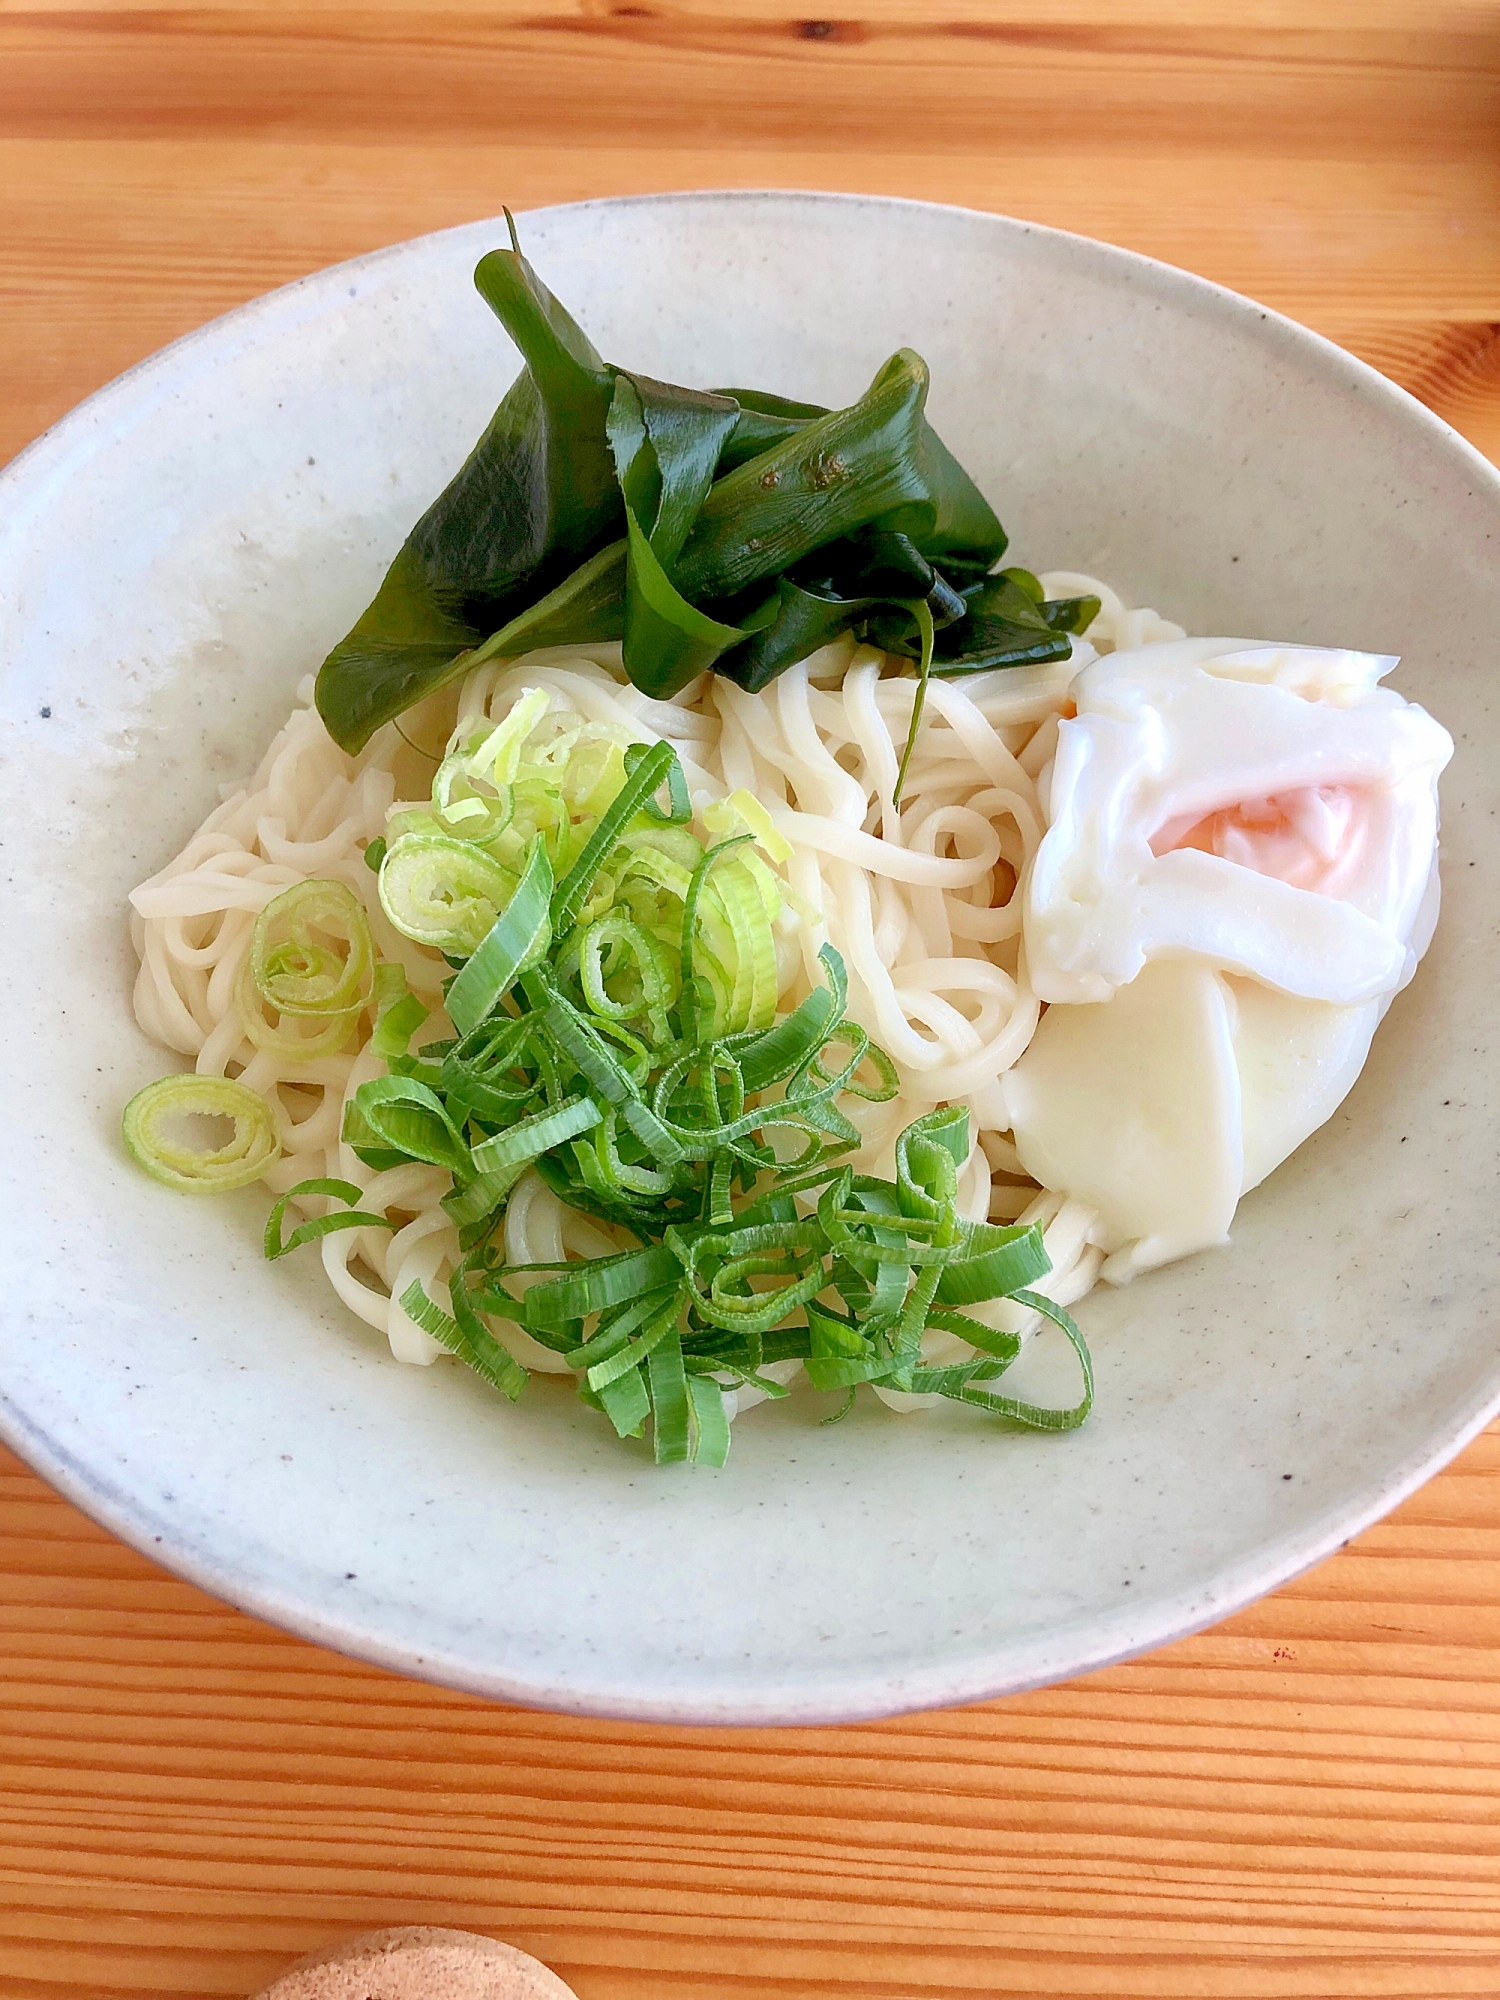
[250,1925,579,1999]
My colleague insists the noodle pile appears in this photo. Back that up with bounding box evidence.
[129,573,1185,1413]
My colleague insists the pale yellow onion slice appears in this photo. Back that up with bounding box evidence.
[250,877,373,1018]
[234,952,356,1062]
[122,1074,280,1193]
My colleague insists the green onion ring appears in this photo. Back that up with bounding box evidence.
[234,953,356,1062]
[379,832,517,955]
[250,878,374,1019]
[123,1074,281,1194]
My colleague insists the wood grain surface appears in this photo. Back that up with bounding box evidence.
[4,5,1500,1995]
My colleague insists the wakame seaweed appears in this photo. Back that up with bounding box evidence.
[315,212,1099,754]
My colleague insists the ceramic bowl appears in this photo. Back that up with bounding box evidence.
[2,192,1497,1724]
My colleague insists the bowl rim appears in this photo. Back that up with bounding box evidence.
[5,187,1499,1725]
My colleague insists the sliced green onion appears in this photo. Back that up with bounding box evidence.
[234,954,356,1062]
[735,943,848,1093]
[431,687,549,836]
[514,1243,681,1325]
[230,708,1098,1466]
[596,1363,651,1439]
[351,1074,472,1177]
[804,1302,887,1390]
[938,1291,1094,1430]
[584,1106,676,1199]
[900,1101,970,1171]
[123,1074,280,1194]
[587,1295,678,1390]
[523,967,684,1165]
[470,1094,602,1176]
[686,1373,731,1467]
[550,738,690,939]
[704,787,793,865]
[441,1164,527,1231]
[565,1285,680,1369]
[679,834,753,1043]
[379,833,517,954]
[447,1266,529,1399]
[808,1023,900,1104]
[925,1304,1022,1364]
[647,1329,693,1464]
[576,912,675,1044]
[890,1259,945,1377]
[398,1277,528,1400]
[444,836,553,1038]
[265,1178,396,1259]
[251,879,373,1018]
[370,961,431,1066]
[936,1221,1050,1306]
[235,881,374,1060]
[707,1151,735,1227]
[439,1016,538,1123]
[708,851,780,1032]
[669,1218,830,1335]
[341,1095,411,1172]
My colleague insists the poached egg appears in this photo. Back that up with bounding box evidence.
[1003,638,1453,1280]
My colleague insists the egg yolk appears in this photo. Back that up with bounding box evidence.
[1150,783,1374,896]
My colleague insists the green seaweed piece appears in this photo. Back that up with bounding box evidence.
[316,218,622,751]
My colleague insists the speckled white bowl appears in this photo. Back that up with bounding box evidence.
[2,192,1497,1724]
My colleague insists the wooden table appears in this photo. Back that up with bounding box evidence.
[5,5,1500,1994]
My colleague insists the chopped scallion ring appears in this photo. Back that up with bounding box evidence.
[122,1074,280,1194]
[265,1178,396,1260]
[250,878,374,1019]
[379,833,518,955]
[234,954,357,1062]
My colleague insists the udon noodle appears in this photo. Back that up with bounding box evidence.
[129,572,1185,1415]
